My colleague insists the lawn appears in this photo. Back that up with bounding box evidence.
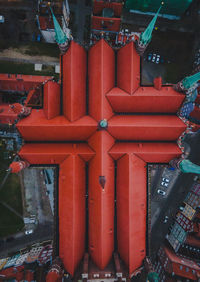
[0,40,59,58]
[0,140,24,238]
[0,60,57,77]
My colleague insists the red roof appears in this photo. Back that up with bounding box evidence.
[186,235,200,248]
[1,39,187,278]
[0,104,18,124]
[0,74,53,92]
[164,247,200,270]
[93,0,123,17]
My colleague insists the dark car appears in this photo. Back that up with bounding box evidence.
[147,53,164,64]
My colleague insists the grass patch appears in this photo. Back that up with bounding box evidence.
[24,42,60,58]
[0,140,24,238]
[0,40,20,51]
[0,60,57,77]
[0,40,60,58]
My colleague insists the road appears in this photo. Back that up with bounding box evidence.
[0,223,53,258]
[151,167,180,227]
[150,132,200,258]
[150,172,194,258]
[22,168,53,224]
[69,0,91,43]
[141,60,166,85]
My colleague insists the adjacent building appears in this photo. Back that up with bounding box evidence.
[90,0,123,45]
[125,0,193,20]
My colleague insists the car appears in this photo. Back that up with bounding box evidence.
[147,53,164,64]
[147,53,152,62]
[162,178,169,182]
[0,15,5,23]
[168,167,175,171]
[161,177,170,187]
[163,216,169,223]
[152,53,156,63]
[156,54,160,64]
[25,230,33,235]
[161,181,169,187]
[156,54,164,64]
[157,189,166,196]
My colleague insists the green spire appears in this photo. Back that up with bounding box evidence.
[147,272,159,282]
[50,7,67,44]
[179,159,200,174]
[139,6,162,46]
[182,72,200,89]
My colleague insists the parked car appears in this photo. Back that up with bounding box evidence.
[157,189,166,196]
[152,54,156,63]
[0,15,5,23]
[147,53,152,62]
[163,216,169,223]
[161,177,169,187]
[162,177,169,182]
[161,182,169,187]
[147,53,164,64]
[168,166,175,171]
[25,230,33,235]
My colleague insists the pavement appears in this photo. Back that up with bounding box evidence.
[150,131,200,258]
[22,168,53,224]
[0,222,53,258]
[141,60,166,85]
[0,168,55,259]
[150,166,180,227]
[122,8,198,33]
[150,172,194,258]
[42,168,55,215]
[69,0,92,43]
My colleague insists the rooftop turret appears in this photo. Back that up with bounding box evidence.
[182,72,200,90]
[135,5,162,56]
[50,7,69,54]
[50,7,67,45]
[139,6,162,46]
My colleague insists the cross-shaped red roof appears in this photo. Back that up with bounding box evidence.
[17,39,186,277]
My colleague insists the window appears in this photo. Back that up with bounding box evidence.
[192,269,196,274]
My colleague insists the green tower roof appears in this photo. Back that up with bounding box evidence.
[182,72,200,90]
[147,272,159,282]
[139,6,162,46]
[180,159,200,174]
[50,7,67,45]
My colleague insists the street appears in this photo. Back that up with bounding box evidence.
[0,222,53,258]
[150,132,200,258]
